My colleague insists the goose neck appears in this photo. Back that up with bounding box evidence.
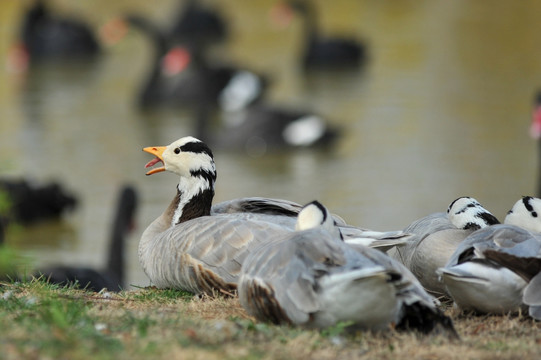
[172,175,214,225]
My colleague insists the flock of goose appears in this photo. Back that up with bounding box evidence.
[5,0,541,337]
[138,135,541,336]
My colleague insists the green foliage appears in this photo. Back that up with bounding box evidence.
[0,188,12,216]
[320,320,355,338]
[128,286,194,303]
[0,246,30,282]
[0,282,123,359]
[116,311,157,337]
[0,281,540,360]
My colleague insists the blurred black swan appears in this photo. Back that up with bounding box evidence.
[35,185,138,292]
[196,99,341,156]
[17,0,101,64]
[0,178,77,225]
[276,0,366,69]
[168,0,229,45]
[125,14,267,110]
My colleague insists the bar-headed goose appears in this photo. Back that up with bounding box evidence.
[438,196,541,317]
[387,197,500,296]
[238,200,457,335]
[139,136,411,295]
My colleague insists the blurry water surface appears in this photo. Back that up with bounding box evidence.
[1,0,541,288]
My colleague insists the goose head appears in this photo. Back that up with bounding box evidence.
[505,196,541,233]
[143,136,215,180]
[143,136,216,225]
[447,196,500,230]
[295,200,341,239]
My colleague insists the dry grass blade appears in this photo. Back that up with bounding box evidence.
[0,281,540,360]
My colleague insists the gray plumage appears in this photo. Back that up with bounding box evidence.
[438,197,541,318]
[140,137,411,295]
[388,197,499,296]
[238,201,457,336]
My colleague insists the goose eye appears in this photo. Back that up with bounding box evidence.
[174,148,181,154]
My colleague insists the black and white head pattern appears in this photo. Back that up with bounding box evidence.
[296,200,341,239]
[163,136,216,183]
[164,137,216,225]
[505,196,541,233]
[447,196,500,230]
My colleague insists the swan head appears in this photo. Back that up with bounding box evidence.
[505,196,541,233]
[447,196,500,230]
[143,136,216,182]
[296,200,341,238]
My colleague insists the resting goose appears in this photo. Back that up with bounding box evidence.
[139,136,410,294]
[387,197,499,296]
[36,186,138,292]
[238,200,457,335]
[438,196,541,317]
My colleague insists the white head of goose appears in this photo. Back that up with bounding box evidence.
[238,200,457,336]
[140,136,414,295]
[387,196,499,296]
[438,196,541,317]
[447,196,500,231]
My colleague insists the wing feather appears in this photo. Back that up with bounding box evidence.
[239,230,349,325]
[141,213,295,293]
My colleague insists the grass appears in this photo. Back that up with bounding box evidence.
[0,280,540,360]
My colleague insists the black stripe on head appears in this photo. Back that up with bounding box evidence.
[180,141,214,159]
[447,197,471,214]
[190,168,216,184]
[522,196,538,217]
[476,211,500,225]
[462,222,481,231]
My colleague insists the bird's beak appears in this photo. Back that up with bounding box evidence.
[143,146,167,175]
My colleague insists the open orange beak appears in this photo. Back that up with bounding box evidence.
[143,146,167,175]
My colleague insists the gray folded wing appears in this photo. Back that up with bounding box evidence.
[388,212,472,295]
[445,224,541,268]
[140,213,296,293]
[444,224,541,320]
[239,229,349,325]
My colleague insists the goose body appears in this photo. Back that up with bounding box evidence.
[19,0,101,63]
[388,197,499,296]
[37,186,137,292]
[239,201,456,335]
[438,197,541,317]
[139,136,411,294]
